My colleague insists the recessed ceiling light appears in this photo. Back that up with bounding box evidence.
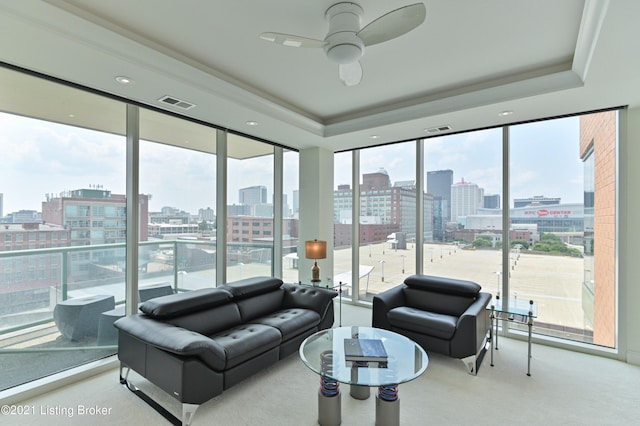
[115,76,133,84]
[246,121,259,126]
[498,110,513,117]
[370,135,380,139]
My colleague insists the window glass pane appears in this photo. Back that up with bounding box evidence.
[358,142,417,301]
[282,150,299,283]
[510,112,617,347]
[139,108,217,291]
[424,129,503,293]
[227,134,274,280]
[0,67,126,390]
[333,152,353,296]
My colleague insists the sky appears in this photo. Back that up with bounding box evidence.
[1,111,584,216]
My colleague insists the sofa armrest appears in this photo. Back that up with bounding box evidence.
[115,315,227,371]
[281,283,338,317]
[451,292,492,358]
[372,285,406,330]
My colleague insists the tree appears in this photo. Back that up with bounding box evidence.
[510,240,529,250]
[472,235,493,248]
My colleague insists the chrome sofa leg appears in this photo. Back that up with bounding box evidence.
[119,363,131,384]
[182,403,199,426]
[461,355,477,375]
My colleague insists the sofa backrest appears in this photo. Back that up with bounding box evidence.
[139,287,242,336]
[402,275,481,317]
[222,276,285,322]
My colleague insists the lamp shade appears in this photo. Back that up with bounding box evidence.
[305,240,327,259]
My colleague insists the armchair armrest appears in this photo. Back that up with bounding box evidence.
[372,285,406,330]
[115,315,227,371]
[451,292,492,358]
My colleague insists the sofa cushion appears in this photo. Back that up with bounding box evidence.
[404,275,480,297]
[235,289,285,322]
[387,306,458,340]
[250,308,321,341]
[139,287,232,319]
[210,323,282,369]
[222,276,284,299]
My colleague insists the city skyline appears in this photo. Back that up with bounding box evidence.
[2,112,583,217]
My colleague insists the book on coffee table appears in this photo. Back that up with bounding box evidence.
[344,338,388,362]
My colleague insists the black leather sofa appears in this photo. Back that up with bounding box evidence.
[372,274,491,374]
[114,276,337,425]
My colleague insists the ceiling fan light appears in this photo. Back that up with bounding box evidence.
[327,43,362,64]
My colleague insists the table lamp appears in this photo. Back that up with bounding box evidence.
[305,239,327,282]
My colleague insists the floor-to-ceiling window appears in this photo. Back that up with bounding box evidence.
[0,67,126,390]
[0,65,292,391]
[509,111,617,346]
[423,128,504,293]
[333,151,354,295]
[282,149,299,283]
[356,142,418,301]
[226,134,275,280]
[337,111,618,351]
[139,108,217,291]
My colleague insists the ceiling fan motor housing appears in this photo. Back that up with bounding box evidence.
[324,2,365,64]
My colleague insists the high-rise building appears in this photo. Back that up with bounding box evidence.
[451,179,484,223]
[427,170,453,219]
[42,188,149,244]
[334,169,433,244]
[40,187,149,281]
[292,190,299,216]
[198,207,215,222]
[239,185,267,205]
[427,170,453,240]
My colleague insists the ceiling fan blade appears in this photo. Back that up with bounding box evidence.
[339,61,363,86]
[357,3,426,47]
[259,32,325,48]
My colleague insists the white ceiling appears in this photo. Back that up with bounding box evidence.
[1,0,639,153]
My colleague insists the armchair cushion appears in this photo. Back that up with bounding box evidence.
[387,306,457,340]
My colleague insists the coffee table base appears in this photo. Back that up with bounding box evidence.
[318,389,341,426]
[350,384,370,400]
[376,394,400,426]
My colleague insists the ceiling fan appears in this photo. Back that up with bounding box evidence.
[259,2,426,86]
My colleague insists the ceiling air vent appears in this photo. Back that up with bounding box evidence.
[424,125,452,134]
[158,95,196,110]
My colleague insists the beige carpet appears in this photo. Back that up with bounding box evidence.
[9,303,640,425]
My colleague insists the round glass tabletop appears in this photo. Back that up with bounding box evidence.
[299,326,428,387]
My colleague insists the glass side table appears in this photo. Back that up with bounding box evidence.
[488,295,538,376]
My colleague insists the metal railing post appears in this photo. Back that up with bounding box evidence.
[61,250,68,301]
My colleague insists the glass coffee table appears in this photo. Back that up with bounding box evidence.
[299,326,428,426]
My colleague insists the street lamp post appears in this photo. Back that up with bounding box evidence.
[379,260,386,282]
[400,255,406,274]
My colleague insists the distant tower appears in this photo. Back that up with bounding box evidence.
[239,185,267,205]
[451,179,484,223]
[426,170,453,221]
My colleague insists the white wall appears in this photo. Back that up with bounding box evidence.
[298,147,334,283]
[620,106,640,365]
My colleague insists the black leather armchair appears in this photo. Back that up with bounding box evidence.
[372,274,491,374]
